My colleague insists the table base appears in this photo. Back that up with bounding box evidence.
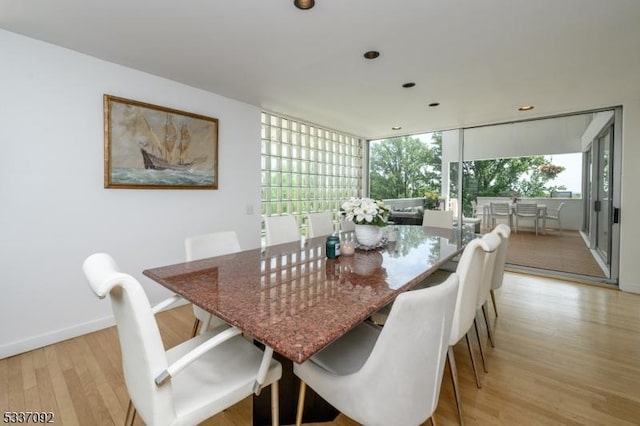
[253,351,339,425]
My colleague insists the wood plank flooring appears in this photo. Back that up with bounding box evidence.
[2,272,640,425]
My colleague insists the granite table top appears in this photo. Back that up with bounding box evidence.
[143,225,475,364]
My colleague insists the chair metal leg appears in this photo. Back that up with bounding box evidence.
[447,347,464,426]
[465,333,482,388]
[482,303,495,348]
[271,381,279,426]
[125,400,136,426]
[473,318,489,374]
[295,381,307,426]
[191,318,201,337]
[490,289,498,317]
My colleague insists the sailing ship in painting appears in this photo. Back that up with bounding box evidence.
[135,112,207,172]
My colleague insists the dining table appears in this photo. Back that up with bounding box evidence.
[143,224,476,425]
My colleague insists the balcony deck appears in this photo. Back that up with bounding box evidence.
[497,228,606,279]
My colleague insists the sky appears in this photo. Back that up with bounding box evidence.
[546,153,583,194]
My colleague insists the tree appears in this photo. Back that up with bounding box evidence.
[454,157,567,216]
[369,133,567,216]
[369,135,441,200]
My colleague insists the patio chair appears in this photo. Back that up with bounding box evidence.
[489,202,512,229]
[543,202,565,234]
[472,200,489,230]
[514,203,540,235]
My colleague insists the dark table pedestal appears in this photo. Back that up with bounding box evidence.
[253,352,339,425]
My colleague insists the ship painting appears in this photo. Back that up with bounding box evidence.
[105,94,218,189]
[137,113,207,172]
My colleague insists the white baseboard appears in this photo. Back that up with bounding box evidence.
[0,298,190,359]
[0,316,115,359]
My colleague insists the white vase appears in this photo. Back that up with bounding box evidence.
[355,224,384,247]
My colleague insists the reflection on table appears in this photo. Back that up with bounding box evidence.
[143,225,475,364]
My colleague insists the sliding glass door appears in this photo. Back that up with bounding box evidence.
[595,128,612,263]
[583,108,621,282]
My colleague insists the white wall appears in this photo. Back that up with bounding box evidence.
[581,110,615,150]
[618,99,640,294]
[463,113,590,160]
[0,30,263,357]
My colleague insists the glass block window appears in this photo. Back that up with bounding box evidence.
[261,112,363,238]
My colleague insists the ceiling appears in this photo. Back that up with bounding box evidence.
[2,0,639,139]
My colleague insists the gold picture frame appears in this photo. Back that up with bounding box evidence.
[104,94,218,189]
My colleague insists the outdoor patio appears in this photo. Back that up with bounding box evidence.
[500,229,605,279]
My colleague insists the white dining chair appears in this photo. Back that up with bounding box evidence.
[514,202,540,234]
[489,224,511,318]
[185,230,242,337]
[82,253,282,426]
[264,215,301,246]
[447,235,496,424]
[422,209,453,228]
[340,219,355,232]
[306,212,334,237]
[474,232,502,362]
[293,274,459,426]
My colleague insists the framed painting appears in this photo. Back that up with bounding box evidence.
[104,94,218,189]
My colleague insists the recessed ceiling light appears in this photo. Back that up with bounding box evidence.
[392,126,402,130]
[363,50,380,60]
[402,82,416,88]
[518,105,534,111]
[294,0,315,9]
[428,102,440,107]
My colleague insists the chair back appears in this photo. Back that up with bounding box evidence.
[450,238,491,345]
[547,202,565,219]
[353,274,459,425]
[185,230,241,261]
[515,202,538,216]
[264,214,301,246]
[307,212,334,237]
[449,197,458,213]
[340,219,355,232]
[82,253,175,424]
[422,209,453,228]
[476,232,502,309]
[490,202,510,215]
[185,231,242,331]
[491,224,511,290]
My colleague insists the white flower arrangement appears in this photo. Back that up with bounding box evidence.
[341,197,390,227]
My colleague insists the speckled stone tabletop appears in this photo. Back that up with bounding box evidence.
[143,225,474,363]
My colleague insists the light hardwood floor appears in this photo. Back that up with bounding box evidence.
[2,272,640,425]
